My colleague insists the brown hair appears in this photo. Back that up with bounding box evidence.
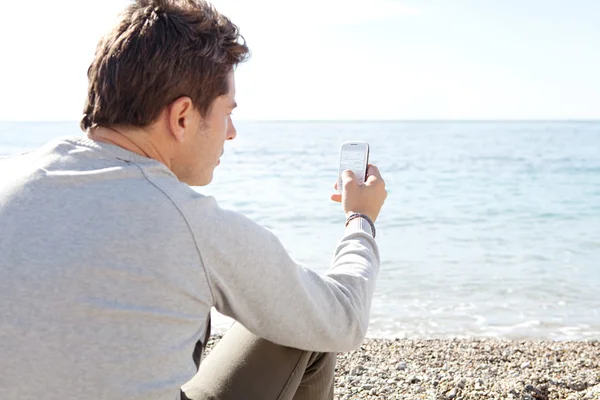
[81,0,249,130]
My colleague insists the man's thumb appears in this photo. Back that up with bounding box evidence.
[342,169,355,183]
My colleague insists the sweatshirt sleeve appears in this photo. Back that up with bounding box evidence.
[194,198,380,353]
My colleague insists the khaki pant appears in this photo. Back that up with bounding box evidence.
[181,323,336,400]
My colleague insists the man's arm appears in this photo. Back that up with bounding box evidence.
[195,199,379,353]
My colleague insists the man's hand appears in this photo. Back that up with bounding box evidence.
[330,164,387,223]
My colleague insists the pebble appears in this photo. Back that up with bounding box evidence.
[350,365,366,375]
[568,381,587,391]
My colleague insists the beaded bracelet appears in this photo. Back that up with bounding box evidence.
[345,213,376,238]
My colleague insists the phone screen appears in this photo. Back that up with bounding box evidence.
[338,142,369,190]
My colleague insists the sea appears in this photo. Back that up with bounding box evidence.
[1,120,599,341]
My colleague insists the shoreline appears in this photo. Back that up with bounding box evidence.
[204,336,600,399]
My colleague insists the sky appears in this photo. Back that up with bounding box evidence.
[0,0,599,121]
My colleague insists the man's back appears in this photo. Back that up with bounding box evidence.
[0,137,212,399]
[0,136,383,400]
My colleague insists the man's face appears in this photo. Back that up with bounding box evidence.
[179,72,237,186]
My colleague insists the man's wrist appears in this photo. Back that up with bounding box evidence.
[345,213,376,238]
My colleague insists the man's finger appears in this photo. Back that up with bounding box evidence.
[366,164,382,179]
[342,169,355,185]
[330,193,342,203]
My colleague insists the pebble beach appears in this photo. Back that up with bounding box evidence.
[204,336,600,399]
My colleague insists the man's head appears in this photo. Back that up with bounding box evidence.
[82,0,249,185]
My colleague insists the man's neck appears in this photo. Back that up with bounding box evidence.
[87,126,171,169]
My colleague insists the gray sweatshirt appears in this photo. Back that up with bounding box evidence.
[0,136,380,400]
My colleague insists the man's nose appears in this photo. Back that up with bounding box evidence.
[227,118,236,140]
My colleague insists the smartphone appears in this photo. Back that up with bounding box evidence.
[338,141,370,192]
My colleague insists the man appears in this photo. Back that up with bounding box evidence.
[0,0,387,399]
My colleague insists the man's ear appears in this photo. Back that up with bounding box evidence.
[167,96,195,143]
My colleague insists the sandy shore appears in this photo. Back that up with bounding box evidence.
[204,336,599,399]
